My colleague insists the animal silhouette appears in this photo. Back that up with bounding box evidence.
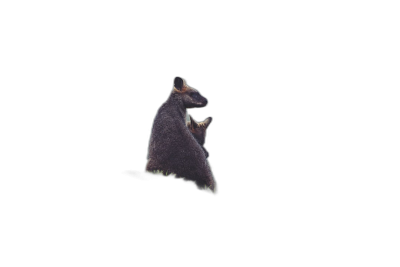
[146,77,216,191]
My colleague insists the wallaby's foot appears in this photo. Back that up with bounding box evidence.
[198,184,217,194]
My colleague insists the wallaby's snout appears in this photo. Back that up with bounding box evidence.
[197,96,208,108]
[192,91,208,107]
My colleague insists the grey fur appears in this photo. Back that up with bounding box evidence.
[146,77,216,192]
[187,115,212,158]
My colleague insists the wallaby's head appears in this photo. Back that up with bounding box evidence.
[186,115,213,159]
[173,77,208,108]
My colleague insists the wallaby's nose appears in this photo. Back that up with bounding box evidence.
[203,98,208,106]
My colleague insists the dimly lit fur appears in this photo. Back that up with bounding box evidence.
[146,77,216,191]
[187,115,212,158]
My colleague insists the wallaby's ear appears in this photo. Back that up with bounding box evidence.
[189,115,198,129]
[203,117,212,128]
[174,77,184,91]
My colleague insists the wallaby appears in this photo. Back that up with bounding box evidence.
[187,115,212,158]
[146,77,216,192]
